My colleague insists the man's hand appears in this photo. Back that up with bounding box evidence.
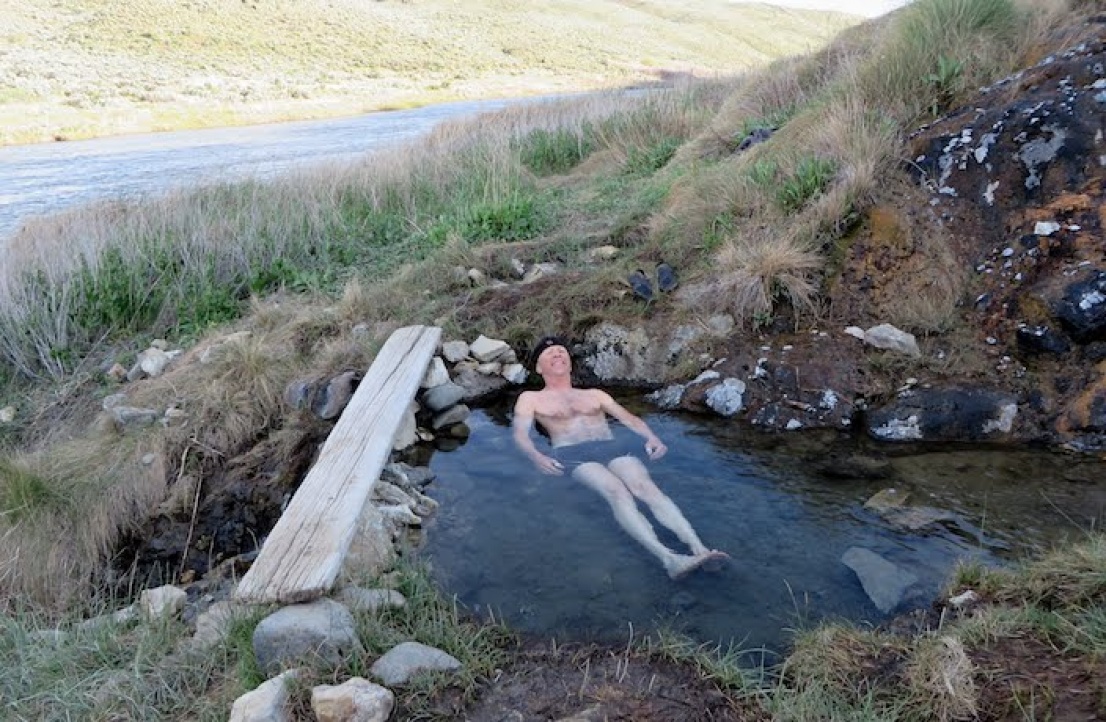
[531,452,565,475]
[644,437,667,460]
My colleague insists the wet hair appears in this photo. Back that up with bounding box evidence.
[529,335,569,371]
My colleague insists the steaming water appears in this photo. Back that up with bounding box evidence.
[422,396,1106,655]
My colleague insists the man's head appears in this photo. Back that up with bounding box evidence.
[530,335,570,376]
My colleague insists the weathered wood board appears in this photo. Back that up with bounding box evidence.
[234,324,441,604]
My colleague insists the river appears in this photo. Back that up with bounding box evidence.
[0,97,541,244]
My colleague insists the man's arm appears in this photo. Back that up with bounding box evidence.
[595,390,667,460]
[512,393,565,475]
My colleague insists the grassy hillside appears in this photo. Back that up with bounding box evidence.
[0,0,857,144]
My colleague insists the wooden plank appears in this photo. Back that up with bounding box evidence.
[234,324,441,604]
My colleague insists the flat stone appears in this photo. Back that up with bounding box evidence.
[370,641,461,685]
[841,547,918,614]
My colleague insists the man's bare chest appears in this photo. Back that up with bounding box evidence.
[534,391,603,422]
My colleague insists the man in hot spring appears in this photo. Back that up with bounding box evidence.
[512,336,729,579]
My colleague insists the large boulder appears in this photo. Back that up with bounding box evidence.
[866,387,1018,442]
[252,600,363,676]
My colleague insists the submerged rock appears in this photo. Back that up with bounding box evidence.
[841,547,918,614]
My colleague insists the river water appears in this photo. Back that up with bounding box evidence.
[422,397,1106,657]
[0,97,537,243]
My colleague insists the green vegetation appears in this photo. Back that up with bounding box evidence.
[0,563,510,720]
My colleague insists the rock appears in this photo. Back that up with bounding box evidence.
[1016,325,1071,355]
[476,361,502,376]
[440,340,470,363]
[0,406,14,423]
[314,371,358,420]
[101,393,128,410]
[587,245,620,261]
[454,365,509,401]
[252,600,363,676]
[191,601,243,649]
[381,463,435,490]
[704,378,747,417]
[841,547,918,614]
[864,488,910,511]
[582,322,700,384]
[948,589,981,609]
[106,363,128,382]
[138,347,172,378]
[501,363,528,384]
[370,641,462,685]
[466,268,487,286]
[469,335,511,363]
[421,357,450,389]
[422,383,465,412]
[373,481,416,508]
[341,504,397,584]
[110,406,160,428]
[392,403,418,451]
[140,585,187,621]
[336,587,408,613]
[229,669,300,722]
[867,387,1018,442]
[431,404,470,430]
[378,504,422,527]
[862,324,921,357]
[312,678,395,722]
[1054,270,1106,342]
[647,384,684,410]
[522,262,560,283]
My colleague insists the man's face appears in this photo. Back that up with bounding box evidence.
[536,344,571,376]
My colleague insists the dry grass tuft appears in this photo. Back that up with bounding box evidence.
[708,233,823,325]
[0,437,167,610]
[905,635,978,721]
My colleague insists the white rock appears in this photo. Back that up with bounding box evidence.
[844,326,867,340]
[440,340,470,363]
[469,335,510,363]
[948,590,981,608]
[140,585,187,621]
[501,363,528,384]
[230,670,300,722]
[0,406,15,423]
[1034,220,1061,236]
[704,378,746,417]
[138,347,172,378]
[863,324,921,357]
[421,357,450,389]
[312,677,394,722]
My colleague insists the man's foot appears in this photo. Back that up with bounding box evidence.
[665,550,730,580]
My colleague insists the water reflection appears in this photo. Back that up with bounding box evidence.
[421,395,1106,654]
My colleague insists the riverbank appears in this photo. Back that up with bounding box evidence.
[0,0,855,145]
[1,0,1105,719]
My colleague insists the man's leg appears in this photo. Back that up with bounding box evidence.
[607,455,725,561]
[572,462,704,579]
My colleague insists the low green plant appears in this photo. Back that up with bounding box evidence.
[776,156,836,213]
[926,54,965,114]
[0,457,70,522]
[625,136,681,175]
[748,158,779,189]
[517,126,595,175]
[462,193,549,243]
